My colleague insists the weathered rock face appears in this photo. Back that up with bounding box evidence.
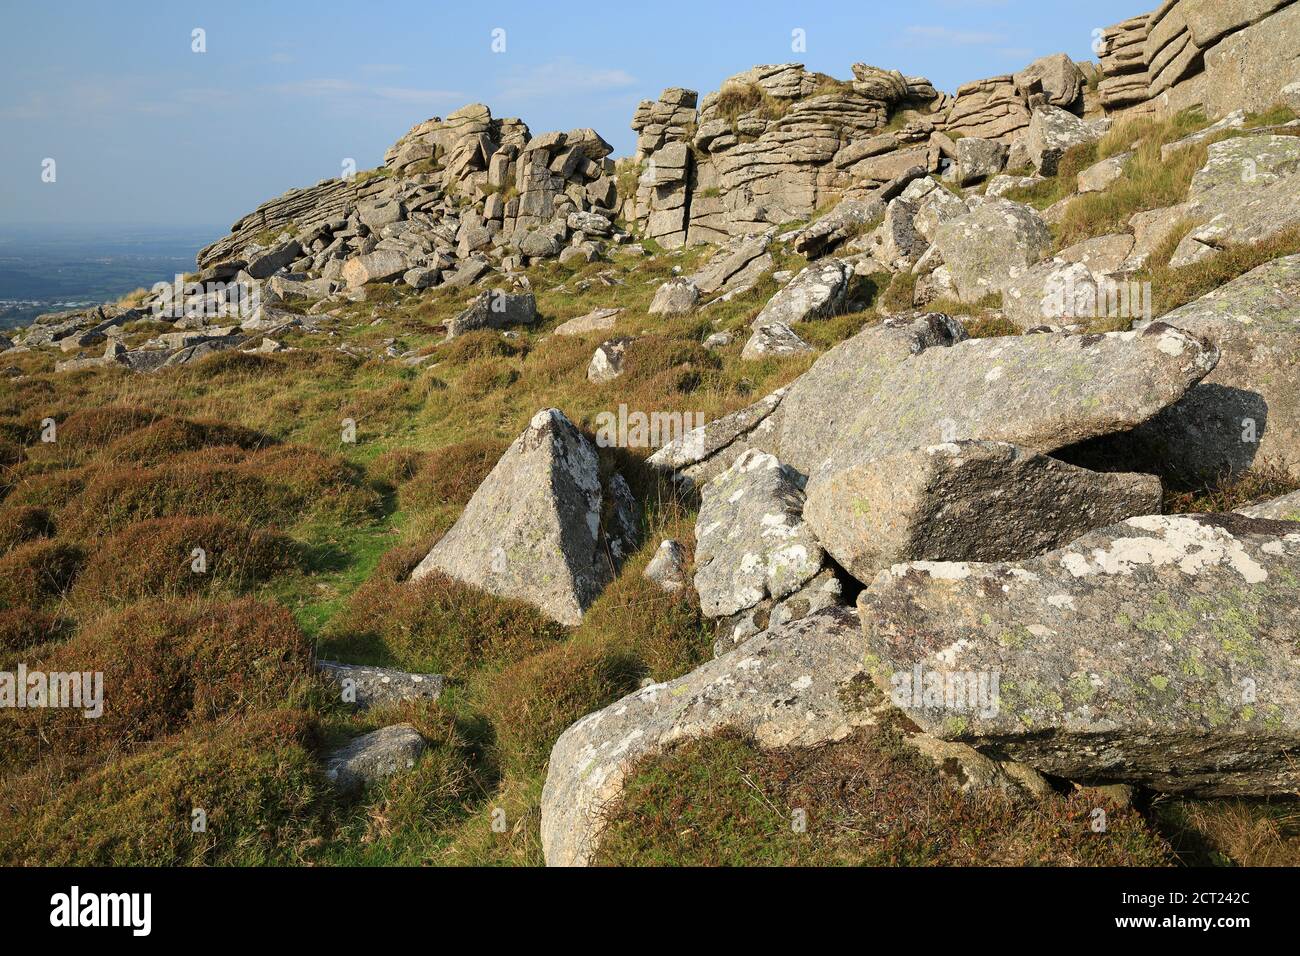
[769,313,968,477]
[750,259,851,327]
[445,290,538,338]
[1014,53,1087,110]
[1168,136,1300,268]
[931,199,1053,304]
[1240,491,1300,521]
[805,440,1162,582]
[540,608,885,866]
[1024,106,1101,176]
[694,449,824,618]
[411,409,632,626]
[324,724,427,794]
[860,514,1300,796]
[1097,0,1300,117]
[953,138,1009,186]
[945,76,1033,141]
[1107,255,1300,483]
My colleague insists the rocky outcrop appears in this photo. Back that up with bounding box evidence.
[860,513,1300,796]
[1097,0,1300,117]
[411,409,637,625]
[931,199,1053,303]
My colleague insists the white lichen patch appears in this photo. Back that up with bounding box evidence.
[1061,516,1268,584]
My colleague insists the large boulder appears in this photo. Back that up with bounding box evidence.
[805,440,1162,582]
[1014,52,1086,109]
[931,199,1052,304]
[767,312,967,477]
[1116,255,1300,483]
[411,409,632,625]
[540,608,885,866]
[694,449,824,618]
[1024,106,1099,176]
[750,259,851,326]
[445,290,538,338]
[342,250,407,288]
[860,513,1300,796]
[804,326,1218,581]
[808,325,1219,490]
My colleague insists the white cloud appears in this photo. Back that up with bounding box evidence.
[268,78,462,106]
[904,25,1011,47]
[494,58,636,101]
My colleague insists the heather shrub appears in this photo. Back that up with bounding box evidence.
[318,544,563,677]
[70,515,298,608]
[0,596,315,769]
[0,710,329,866]
[0,539,84,611]
[0,506,53,554]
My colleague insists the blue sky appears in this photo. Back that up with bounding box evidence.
[0,0,1141,229]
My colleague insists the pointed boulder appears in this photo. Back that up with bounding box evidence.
[411,409,630,625]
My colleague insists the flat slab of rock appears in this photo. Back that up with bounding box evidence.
[810,325,1219,489]
[806,440,1162,582]
[317,662,445,709]
[554,308,621,336]
[860,514,1300,796]
[646,388,787,489]
[540,608,882,866]
[768,313,967,476]
[694,449,824,618]
[324,724,426,794]
[411,409,623,625]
